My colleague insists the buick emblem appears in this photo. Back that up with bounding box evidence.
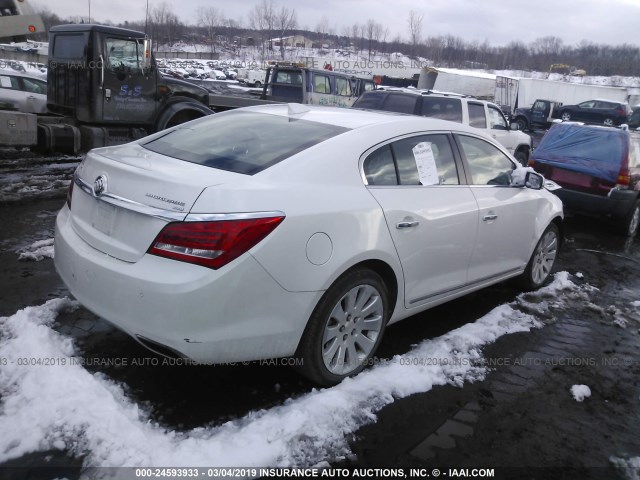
[93,175,108,197]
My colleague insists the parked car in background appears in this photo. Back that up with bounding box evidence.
[627,107,640,129]
[353,88,533,165]
[0,70,47,113]
[55,105,562,386]
[512,99,563,131]
[529,123,640,236]
[555,99,629,126]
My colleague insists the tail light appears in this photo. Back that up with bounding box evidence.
[616,154,630,188]
[148,216,285,269]
[527,158,535,167]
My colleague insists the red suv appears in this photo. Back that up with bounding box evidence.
[529,123,640,236]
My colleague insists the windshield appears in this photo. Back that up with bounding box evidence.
[142,110,349,175]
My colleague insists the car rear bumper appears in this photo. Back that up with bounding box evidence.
[554,188,636,219]
[54,205,320,363]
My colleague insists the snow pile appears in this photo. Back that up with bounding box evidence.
[0,273,585,468]
[570,385,592,402]
[610,456,640,480]
[17,238,54,261]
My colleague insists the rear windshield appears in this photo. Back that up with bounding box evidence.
[142,110,349,175]
[533,124,627,183]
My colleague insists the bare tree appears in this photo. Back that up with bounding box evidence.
[275,5,296,59]
[249,0,275,57]
[197,6,222,54]
[408,10,424,57]
[365,19,383,61]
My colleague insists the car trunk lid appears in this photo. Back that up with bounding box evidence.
[69,143,243,262]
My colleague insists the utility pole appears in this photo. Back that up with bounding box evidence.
[88,0,91,23]
[145,0,149,32]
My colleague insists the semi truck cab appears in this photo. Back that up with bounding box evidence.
[43,24,212,152]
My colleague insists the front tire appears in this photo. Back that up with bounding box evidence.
[296,268,389,386]
[561,112,571,121]
[603,117,614,127]
[520,223,559,290]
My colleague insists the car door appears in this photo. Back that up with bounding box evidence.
[0,75,27,112]
[455,134,541,283]
[18,76,47,114]
[486,104,517,154]
[364,133,478,308]
[574,101,596,122]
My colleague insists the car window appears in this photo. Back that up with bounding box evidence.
[353,92,385,110]
[363,144,397,185]
[313,74,330,93]
[488,105,508,130]
[143,110,349,175]
[391,134,460,185]
[579,101,596,109]
[457,135,514,186]
[106,37,143,74]
[421,97,463,122]
[275,71,302,84]
[382,94,417,114]
[21,78,46,94]
[335,77,351,97]
[0,75,20,90]
[468,103,487,128]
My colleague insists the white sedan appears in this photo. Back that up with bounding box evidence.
[0,71,47,113]
[54,104,563,385]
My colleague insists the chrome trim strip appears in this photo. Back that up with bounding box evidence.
[185,211,286,222]
[75,175,286,223]
[409,267,522,305]
[74,176,187,222]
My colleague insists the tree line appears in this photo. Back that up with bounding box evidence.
[32,2,640,76]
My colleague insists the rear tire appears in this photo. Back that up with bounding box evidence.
[561,112,571,121]
[620,200,640,237]
[295,268,389,386]
[603,117,614,127]
[520,223,559,290]
[514,149,529,166]
[516,117,528,132]
[254,81,262,88]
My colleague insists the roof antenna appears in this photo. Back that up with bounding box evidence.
[287,103,310,116]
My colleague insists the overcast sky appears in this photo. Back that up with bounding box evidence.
[36,0,640,47]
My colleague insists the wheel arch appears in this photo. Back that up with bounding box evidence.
[154,97,213,132]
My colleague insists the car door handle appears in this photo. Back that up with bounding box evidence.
[483,214,498,221]
[396,221,419,229]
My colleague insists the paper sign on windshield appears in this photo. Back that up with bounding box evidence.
[0,76,11,88]
[412,142,439,185]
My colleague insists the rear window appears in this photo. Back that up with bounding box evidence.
[142,110,349,175]
[353,92,385,110]
[421,97,462,122]
[382,94,418,114]
[533,124,627,183]
[52,33,87,59]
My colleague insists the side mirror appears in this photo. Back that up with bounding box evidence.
[510,123,519,131]
[525,171,544,190]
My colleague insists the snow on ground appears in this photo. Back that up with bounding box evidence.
[570,385,592,402]
[0,273,589,468]
[0,159,79,203]
[17,238,54,261]
[610,456,640,480]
